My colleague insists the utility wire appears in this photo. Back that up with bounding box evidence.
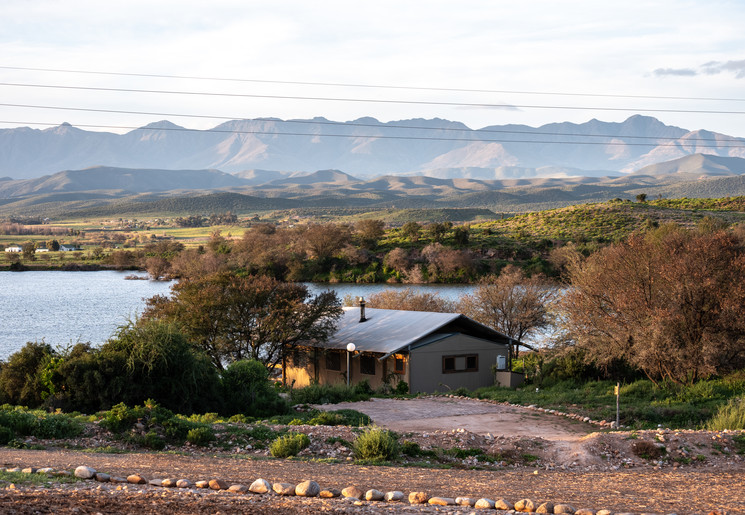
[0,103,743,144]
[2,65,745,103]
[2,119,743,148]
[3,81,745,115]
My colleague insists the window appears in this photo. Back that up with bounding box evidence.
[442,354,478,373]
[290,348,305,367]
[360,354,376,375]
[325,351,342,371]
[394,354,406,374]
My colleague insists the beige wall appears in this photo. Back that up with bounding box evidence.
[409,334,508,394]
[283,347,409,390]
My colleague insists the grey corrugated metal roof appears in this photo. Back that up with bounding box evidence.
[315,307,510,358]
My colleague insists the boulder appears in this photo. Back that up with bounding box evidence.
[148,479,163,487]
[537,502,555,513]
[342,486,363,499]
[574,510,595,515]
[74,466,96,479]
[475,498,496,509]
[21,467,37,474]
[176,479,193,489]
[228,484,248,493]
[496,499,515,510]
[127,474,147,485]
[365,489,384,501]
[94,473,110,483]
[516,498,537,512]
[456,497,477,506]
[273,482,295,496]
[596,510,613,515]
[249,478,272,494]
[554,505,576,514]
[296,480,320,497]
[429,497,455,506]
[384,491,405,502]
[162,478,178,488]
[209,479,229,490]
[409,491,430,504]
[195,480,210,489]
[320,488,341,498]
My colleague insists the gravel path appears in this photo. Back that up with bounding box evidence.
[1,448,742,514]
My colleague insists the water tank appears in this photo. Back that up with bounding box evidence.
[497,355,507,370]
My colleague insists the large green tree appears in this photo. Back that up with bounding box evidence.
[143,272,342,370]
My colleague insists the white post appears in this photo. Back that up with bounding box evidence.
[346,342,356,387]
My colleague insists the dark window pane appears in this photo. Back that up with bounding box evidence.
[360,355,376,375]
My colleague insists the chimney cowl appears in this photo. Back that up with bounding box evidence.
[358,296,367,322]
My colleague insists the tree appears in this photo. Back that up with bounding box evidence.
[364,288,455,312]
[355,219,385,248]
[561,227,745,384]
[636,193,648,203]
[302,224,350,261]
[457,265,556,358]
[400,222,422,242]
[46,239,60,251]
[22,242,36,261]
[143,272,342,370]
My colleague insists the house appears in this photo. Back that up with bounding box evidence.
[59,244,81,252]
[283,302,523,393]
[4,245,22,253]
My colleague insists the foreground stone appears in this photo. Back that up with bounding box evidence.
[320,488,341,498]
[228,484,248,493]
[195,480,209,489]
[249,478,272,494]
[537,501,555,513]
[74,466,96,479]
[127,474,146,485]
[295,480,320,497]
[429,496,455,506]
[456,497,477,507]
[208,479,228,490]
[475,498,496,509]
[409,491,430,504]
[272,482,295,496]
[94,473,110,483]
[496,499,515,510]
[342,486,363,499]
[554,505,576,514]
[365,489,384,501]
[161,478,177,488]
[516,498,537,512]
[385,491,405,502]
[176,479,193,489]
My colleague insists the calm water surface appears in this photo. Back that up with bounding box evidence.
[0,272,475,359]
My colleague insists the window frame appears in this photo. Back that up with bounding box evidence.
[442,353,479,374]
[325,350,342,371]
[360,354,376,375]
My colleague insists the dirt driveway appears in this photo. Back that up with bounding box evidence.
[316,397,592,441]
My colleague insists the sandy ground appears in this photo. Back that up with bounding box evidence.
[316,397,592,441]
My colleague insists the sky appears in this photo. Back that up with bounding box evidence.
[1,0,745,137]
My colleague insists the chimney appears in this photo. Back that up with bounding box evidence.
[358,296,367,322]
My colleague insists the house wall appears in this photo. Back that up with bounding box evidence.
[283,347,409,391]
[409,334,508,394]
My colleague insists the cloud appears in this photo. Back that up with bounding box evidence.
[653,67,697,77]
[654,60,745,79]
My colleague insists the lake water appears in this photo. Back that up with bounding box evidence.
[0,272,476,360]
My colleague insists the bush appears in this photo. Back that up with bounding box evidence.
[707,397,745,430]
[631,440,666,460]
[0,426,14,445]
[395,381,409,395]
[186,427,215,446]
[143,431,166,450]
[352,427,399,461]
[220,360,287,417]
[0,405,82,439]
[269,432,310,458]
[0,342,54,406]
[289,383,371,405]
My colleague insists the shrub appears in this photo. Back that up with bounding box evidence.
[0,406,82,439]
[395,381,409,395]
[353,427,399,461]
[707,397,745,430]
[220,360,287,418]
[186,427,215,446]
[0,342,55,407]
[0,426,14,445]
[143,431,166,450]
[289,383,370,405]
[269,432,310,458]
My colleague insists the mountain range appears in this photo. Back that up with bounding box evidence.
[2,115,744,180]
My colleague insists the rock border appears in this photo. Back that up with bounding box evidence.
[5,464,724,515]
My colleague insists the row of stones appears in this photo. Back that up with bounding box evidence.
[3,465,640,515]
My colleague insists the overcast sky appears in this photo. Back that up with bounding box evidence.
[2,0,745,136]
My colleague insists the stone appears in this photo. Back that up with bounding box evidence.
[176,479,193,489]
[21,467,37,474]
[429,497,455,506]
[195,480,209,489]
[5,468,21,473]
[409,491,430,504]
[320,488,341,498]
[109,476,128,483]
[596,510,613,515]
[161,478,178,488]
[249,478,272,494]
[516,498,537,512]
[273,482,295,496]
[127,474,146,485]
[475,498,496,509]
[37,468,54,474]
[74,466,96,479]
[342,486,363,499]
[384,491,405,502]
[496,499,515,510]
[209,479,229,490]
[365,489,384,501]
[228,484,248,493]
[148,479,163,487]
[296,480,320,497]
[456,497,477,507]
[94,473,110,483]
[54,470,72,478]
[575,510,595,515]
[554,505,576,514]
[537,502,555,513]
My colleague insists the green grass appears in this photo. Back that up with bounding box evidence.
[0,470,83,487]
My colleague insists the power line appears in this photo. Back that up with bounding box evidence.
[2,65,745,103]
[3,81,745,115]
[1,102,741,143]
[2,119,743,148]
